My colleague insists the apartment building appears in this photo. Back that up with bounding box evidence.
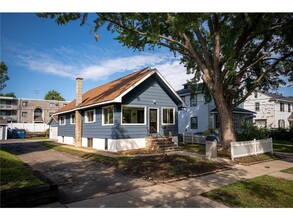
[0,96,69,123]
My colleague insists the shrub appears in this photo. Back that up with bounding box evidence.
[269,127,293,141]
[236,123,269,141]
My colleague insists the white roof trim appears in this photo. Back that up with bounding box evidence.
[54,68,186,115]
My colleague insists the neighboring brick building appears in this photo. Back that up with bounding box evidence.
[0,96,69,123]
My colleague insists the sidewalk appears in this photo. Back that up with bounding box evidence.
[42,157,292,208]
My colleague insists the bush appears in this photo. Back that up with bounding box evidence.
[236,123,269,141]
[269,127,293,141]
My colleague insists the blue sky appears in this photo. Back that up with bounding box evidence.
[1,13,292,101]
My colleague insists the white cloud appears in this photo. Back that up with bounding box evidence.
[12,45,192,91]
[156,60,194,90]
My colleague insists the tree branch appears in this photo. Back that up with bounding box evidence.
[232,52,293,108]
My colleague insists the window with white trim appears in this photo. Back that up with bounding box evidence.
[162,108,175,125]
[278,119,285,128]
[59,116,66,125]
[70,113,75,124]
[122,106,145,124]
[190,116,198,129]
[102,106,114,125]
[255,102,260,111]
[280,102,285,112]
[85,109,95,123]
[87,138,93,148]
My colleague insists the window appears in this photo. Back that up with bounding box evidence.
[87,138,93,148]
[162,108,175,125]
[85,110,95,123]
[49,103,55,108]
[60,116,66,125]
[22,112,28,117]
[22,101,28,107]
[190,117,198,129]
[278,119,285,128]
[190,95,197,107]
[255,102,260,111]
[288,104,291,112]
[70,113,75,124]
[122,106,145,124]
[102,106,114,125]
[280,102,285,112]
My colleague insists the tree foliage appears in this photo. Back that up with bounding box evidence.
[44,90,65,101]
[0,61,9,92]
[38,13,293,147]
[0,92,16,98]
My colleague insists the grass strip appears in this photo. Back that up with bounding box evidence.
[281,167,293,175]
[202,175,293,207]
[0,149,43,191]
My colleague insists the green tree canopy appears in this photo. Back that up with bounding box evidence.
[44,90,65,101]
[0,62,9,92]
[0,92,16,98]
[38,13,293,148]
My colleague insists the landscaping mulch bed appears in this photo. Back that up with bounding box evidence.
[41,141,229,183]
[234,153,280,165]
[116,154,230,183]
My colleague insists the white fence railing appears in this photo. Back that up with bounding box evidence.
[8,123,49,133]
[230,138,273,160]
[183,133,206,144]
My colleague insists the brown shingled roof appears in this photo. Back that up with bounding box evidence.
[55,67,154,114]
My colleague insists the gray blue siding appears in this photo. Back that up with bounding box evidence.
[58,75,178,139]
[57,114,75,137]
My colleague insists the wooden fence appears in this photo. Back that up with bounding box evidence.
[230,138,273,160]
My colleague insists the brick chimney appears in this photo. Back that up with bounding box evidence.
[76,77,83,106]
[75,77,83,147]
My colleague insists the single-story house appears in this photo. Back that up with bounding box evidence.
[53,67,186,151]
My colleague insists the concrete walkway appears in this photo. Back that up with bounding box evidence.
[55,157,293,208]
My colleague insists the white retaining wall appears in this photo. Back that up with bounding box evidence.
[230,138,273,160]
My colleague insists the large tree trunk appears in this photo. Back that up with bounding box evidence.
[213,89,236,149]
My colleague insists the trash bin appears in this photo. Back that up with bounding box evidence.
[12,129,25,139]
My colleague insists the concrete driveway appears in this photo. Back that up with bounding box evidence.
[1,140,153,204]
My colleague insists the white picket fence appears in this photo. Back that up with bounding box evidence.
[8,123,49,133]
[230,138,273,160]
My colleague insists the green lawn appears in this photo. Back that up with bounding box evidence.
[41,141,226,182]
[203,175,293,207]
[181,143,205,154]
[0,149,43,191]
[281,167,293,175]
[273,140,293,153]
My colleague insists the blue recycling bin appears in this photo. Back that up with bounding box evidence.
[12,129,25,139]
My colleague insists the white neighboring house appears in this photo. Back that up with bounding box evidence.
[243,91,293,129]
[177,83,255,135]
